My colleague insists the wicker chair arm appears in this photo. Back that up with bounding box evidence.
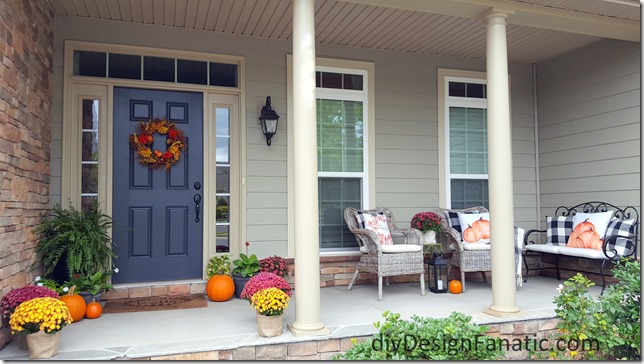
[351,229,383,253]
[391,227,421,245]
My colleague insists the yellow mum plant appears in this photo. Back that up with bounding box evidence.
[251,287,290,316]
[9,297,72,335]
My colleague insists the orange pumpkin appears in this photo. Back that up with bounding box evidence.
[60,286,86,323]
[462,225,482,243]
[449,280,462,294]
[472,218,491,239]
[206,275,235,302]
[85,301,102,319]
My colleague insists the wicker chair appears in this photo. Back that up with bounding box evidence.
[436,206,491,292]
[344,207,425,301]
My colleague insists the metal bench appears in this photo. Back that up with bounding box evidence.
[523,201,639,294]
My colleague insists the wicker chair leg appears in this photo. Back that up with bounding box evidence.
[385,277,390,286]
[347,269,359,291]
[420,273,426,296]
[378,276,383,301]
[461,270,466,293]
[481,271,487,283]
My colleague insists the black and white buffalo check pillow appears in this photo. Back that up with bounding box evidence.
[546,216,574,245]
[604,218,636,257]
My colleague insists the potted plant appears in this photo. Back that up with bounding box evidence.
[68,270,117,304]
[410,211,444,246]
[32,203,117,283]
[9,297,72,359]
[231,253,260,299]
[259,256,289,277]
[1,285,61,350]
[240,272,292,300]
[205,254,235,302]
[251,287,290,337]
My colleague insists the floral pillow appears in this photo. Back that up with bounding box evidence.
[360,213,393,246]
[457,212,491,244]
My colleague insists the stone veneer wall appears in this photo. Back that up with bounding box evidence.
[143,317,561,360]
[0,0,55,350]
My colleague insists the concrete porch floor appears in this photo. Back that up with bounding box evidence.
[0,276,601,360]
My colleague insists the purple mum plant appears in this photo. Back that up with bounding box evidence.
[259,256,289,277]
[240,272,292,300]
[1,285,59,319]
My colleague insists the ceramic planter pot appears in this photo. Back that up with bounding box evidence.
[232,274,250,299]
[78,291,103,305]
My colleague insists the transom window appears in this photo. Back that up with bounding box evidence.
[73,50,238,87]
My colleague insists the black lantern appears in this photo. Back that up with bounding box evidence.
[428,251,448,293]
[258,96,280,146]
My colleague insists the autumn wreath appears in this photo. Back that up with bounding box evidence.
[129,118,186,169]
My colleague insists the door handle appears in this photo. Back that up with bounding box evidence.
[194,194,201,223]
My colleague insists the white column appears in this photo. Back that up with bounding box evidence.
[482,10,521,317]
[288,0,329,336]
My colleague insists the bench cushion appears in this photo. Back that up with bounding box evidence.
[360,244,422,254]
[556,246,610,260]
[526,243,610,260]
[546,216,573,245]
[525,243,561,254]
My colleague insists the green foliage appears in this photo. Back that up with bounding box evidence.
[333,311,504,360]
[206,254,231,278]
[33,203,117,279]
[232,253,260,278]
[69,271,115,295]
[35,277,69,295]
[530,259,640,360]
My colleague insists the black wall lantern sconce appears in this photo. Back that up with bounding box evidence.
[258,96,280,146]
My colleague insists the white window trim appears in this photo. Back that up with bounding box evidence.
[286,56,375,256]
[438,69,488,208]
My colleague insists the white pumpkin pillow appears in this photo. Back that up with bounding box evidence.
[457,212,491,244]
[566,211,613,250]
[361,213,393,245]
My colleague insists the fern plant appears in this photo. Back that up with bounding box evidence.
[33,203,117,280]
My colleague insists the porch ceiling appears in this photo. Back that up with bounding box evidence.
[50,0,640,63]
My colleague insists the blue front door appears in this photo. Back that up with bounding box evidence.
[112,87,203,283]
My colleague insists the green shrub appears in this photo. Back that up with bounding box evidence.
[528,258,640,360]
[333,311,503,360]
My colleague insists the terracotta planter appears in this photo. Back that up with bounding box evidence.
[25,331,60,359]
[256,313,283,337]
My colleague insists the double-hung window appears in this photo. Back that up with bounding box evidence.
[443,75,489,209]
[317,68,369,251]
